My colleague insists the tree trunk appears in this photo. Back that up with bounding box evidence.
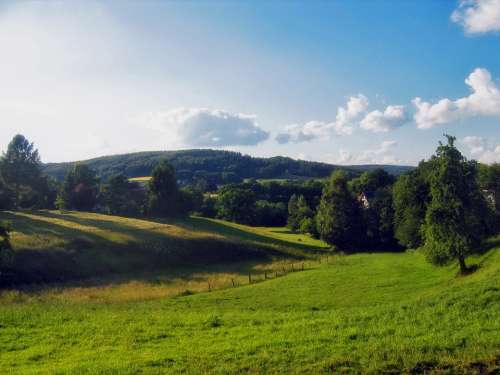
[458,255,467,274]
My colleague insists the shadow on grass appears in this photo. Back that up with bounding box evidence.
[175,216,327,253]
[0,210,298,289]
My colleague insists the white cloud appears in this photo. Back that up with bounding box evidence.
[413,68,500,129]
[360,105,408,133]
[328,140,399,165]
[140,108,269,147]
[275,94,368,143]
[451,0,500,34]
[461,136,500,163]
[334,94,370,135]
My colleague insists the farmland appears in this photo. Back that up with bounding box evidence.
[0,211,498,374]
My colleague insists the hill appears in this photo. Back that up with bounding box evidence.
[0,211,498,373]
[42,149,415,183]
[0,210,325,289]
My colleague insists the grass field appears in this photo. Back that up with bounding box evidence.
[0,211,499,373]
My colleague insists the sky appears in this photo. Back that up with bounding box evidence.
[0,0,499,165]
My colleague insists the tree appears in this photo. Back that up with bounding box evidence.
[287,194,313,231]
[147,160,180,216]
[216,187,256,224]
[100,174,144,215]
[287,194,300,230]
[0,221,13,269]
[255,200,287,227]
[392,169,430,248]
[0,134,42,209]
[423,135,491,274]
[350,168,395,195]
[0,176,14,210]
[363,188,397,247]
[316,170,364,250]
[57,164,99,211]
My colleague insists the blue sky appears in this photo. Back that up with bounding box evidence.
[0,0,499,164]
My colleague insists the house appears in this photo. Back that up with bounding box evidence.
[482,190,496,209]
[357,191,376,209]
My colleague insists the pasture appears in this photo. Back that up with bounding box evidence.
[0,211,498,373]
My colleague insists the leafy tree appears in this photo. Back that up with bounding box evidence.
[57,164,99,211]
[316,171,364,250]
[0,176,14,210]
[216,187,256,224]
[423,135,491,274]
[0,221,13,269]
[0,135,42,209]
[100,174,144,215]
[199,195,217,218]
[178,187,204,214]
[363,188,397,247]
[299,216,318,236]
[350,168,395,195]
[392,169,430,248]
[287,194,314,231]
[287,194,300,230]
[147,160,180,216]
[255,200,287,227]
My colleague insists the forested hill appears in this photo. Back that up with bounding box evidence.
[43,149,414,183]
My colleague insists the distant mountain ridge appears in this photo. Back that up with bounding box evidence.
[43,149,415,184]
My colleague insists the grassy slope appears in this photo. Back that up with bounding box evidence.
[0,212,498,373]
[0,211,321,288]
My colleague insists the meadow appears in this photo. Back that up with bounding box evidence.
[0,211,498,374]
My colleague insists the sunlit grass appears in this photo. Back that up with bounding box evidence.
[0,211,498,373]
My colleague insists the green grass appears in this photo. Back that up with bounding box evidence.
[0,211,499,373]
[0,211,318,289]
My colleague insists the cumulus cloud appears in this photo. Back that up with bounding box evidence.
[451,0,500,34]
[360,105,408,133]
[413,68,500,129]
[329,140,399,165]
[275,95,368,144]
[141,108,269,147]
[461,135,500,163]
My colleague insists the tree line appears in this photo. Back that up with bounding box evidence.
[1,134,499,274]
[213,136,499,273]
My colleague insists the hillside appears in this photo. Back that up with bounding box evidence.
[42,149,415,183]
[0,210,325,289]
[0,211,498,373]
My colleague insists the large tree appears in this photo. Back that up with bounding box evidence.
[316,170,363,250]
[0,134,42,209]
[287,194,313,231]
[423,135,491,274]
[100,174,144,216]
[147,160,180,216]
[392,169,430,248]
[216,186,256,225]
[57,164,99,211]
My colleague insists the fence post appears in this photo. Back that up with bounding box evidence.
[208,281,211,292]
[275,271,278,278]
[231,278,235,287]
[265,272,268,279]
[248,273,252,284]
[302,262,304,271]
[291,263,294,272]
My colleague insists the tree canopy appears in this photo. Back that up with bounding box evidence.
[316,171,364,250]
[423,135,492,273]
[0,134,42,209]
